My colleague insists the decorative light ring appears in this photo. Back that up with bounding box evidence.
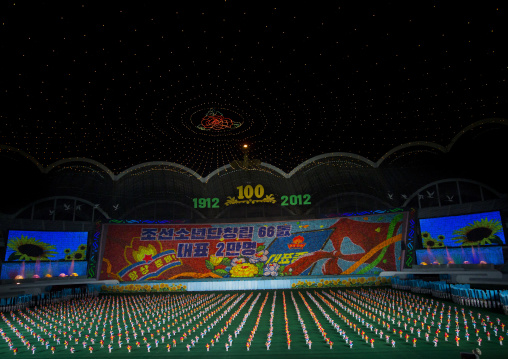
[197,108,242,131]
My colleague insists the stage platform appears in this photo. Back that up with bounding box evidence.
[381,264,507,286]
[2,266,507,300]
[0,277,118,298]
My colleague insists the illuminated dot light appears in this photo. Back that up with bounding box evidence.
[53,165,107,179]
[0,3,506,176]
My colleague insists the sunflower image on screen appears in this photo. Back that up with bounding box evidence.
[63,244,88,261]
[419,212,506,248]
[7,235,57,261]
[451,218,503,246]
[5,230,88,262]
[421,232,445,248]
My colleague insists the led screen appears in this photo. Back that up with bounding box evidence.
[416,247,504,265]
[100,212,407,281]
[419,211,505,248]
[5,230,88,261]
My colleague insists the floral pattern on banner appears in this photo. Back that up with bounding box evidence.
[101,282,187,293]
[290,276,391,289]
[204,246,289,278]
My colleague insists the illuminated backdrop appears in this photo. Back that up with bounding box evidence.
[100,212,407,281]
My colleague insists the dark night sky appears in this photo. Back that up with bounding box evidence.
[1,1,507,176]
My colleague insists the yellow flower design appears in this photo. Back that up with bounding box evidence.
[72,250,86,261]
[230,263,258,277]
[7,235,57,261]
[452,218,503,246]
[209,255,223,267]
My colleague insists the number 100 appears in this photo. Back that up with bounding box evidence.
[236,185,265,199]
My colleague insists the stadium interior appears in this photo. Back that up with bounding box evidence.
[1,2,507,358]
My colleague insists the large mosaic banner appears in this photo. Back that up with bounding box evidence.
[99,212,407,281]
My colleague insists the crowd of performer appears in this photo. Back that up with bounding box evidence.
[0,287,506,355]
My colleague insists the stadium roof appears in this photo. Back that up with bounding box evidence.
[1,2,507,177]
